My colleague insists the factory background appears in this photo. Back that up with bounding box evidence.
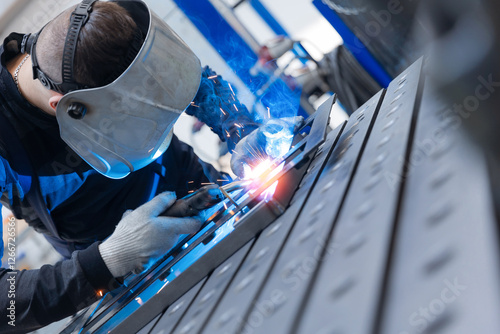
[1,1,346,331]
[2,0,500,333]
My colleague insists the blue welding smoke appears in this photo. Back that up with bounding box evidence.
[173,0,302,122]
[186,38,302,159]
[222,33,302,121]
[186,55,302,157]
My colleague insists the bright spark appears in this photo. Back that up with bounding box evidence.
[228,83,236,96]
[243,160,285,201]
[243,159,273,180]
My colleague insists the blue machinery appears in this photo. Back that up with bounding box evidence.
[172,0,392,107]
[172,0,305,118]
[312,0,392,87]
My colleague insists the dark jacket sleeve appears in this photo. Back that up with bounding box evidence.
[0,242,117,333]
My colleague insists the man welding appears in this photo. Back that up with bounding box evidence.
[0,0,284,332]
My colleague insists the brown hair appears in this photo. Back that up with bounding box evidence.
[36,2,138,88]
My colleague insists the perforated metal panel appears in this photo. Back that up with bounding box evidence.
[238,89,384,334]
[296,57,423,334]
[379,81,500,334]
[65,57,500,334]
[171,242,253,334]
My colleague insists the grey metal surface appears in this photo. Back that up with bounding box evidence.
[201,120,344,334]
[137,314,160,334]
[75,91,333,334]
[379,82,500,334]
[149,278,207,334]
[304,94,336,154]
[201,199,307,334]
[296,58,423,334]
[171,241,253,334]
[240,88,384,334]
[66,58,500,334]
[290,120,346,205]
[107,199,277,334]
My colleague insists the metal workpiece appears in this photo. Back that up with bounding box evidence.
[303,94,334,154]
[290,121,345,205]
[57,57,500,334]
[379,82,500,334]
[239,88,383,334]
[72,97,334,334]
[171,242,252,334]
[201,199,306,334]
[107,197,276,334]
[202,121,343,334]
[148,278,207,334]
[137,315,161,334]
[297,59,423,334]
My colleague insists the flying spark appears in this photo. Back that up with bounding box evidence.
[228,83,236,96]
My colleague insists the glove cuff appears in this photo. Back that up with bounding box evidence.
[98,232,140,278]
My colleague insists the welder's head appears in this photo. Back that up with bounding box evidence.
[20,0,202,179]
[36,2,138,91]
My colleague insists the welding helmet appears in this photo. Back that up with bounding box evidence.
[21,0,201,179]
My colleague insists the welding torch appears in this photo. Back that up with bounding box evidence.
[161,182,250,218]
[161,184,224,217]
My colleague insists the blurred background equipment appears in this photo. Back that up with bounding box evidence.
[415,0,500,221]
[1,207,62,272]
[317,44,381,113]
[1,0,500,333]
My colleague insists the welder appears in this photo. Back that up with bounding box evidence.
[0,0,280,332]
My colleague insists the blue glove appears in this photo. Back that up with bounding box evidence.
[186,66,261,152]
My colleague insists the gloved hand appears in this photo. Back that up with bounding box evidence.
[230,116,304,178]
[98,192,202,278]
[185,66,261,152]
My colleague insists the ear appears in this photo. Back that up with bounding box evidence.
[48,93,64,112]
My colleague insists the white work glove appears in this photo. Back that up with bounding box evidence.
[98,192,202,278]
